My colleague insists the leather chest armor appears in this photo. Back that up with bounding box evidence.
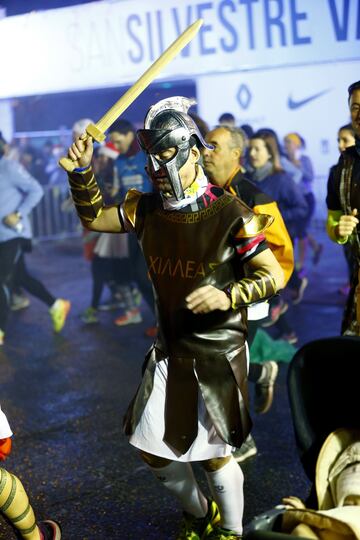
[123,188,258,453]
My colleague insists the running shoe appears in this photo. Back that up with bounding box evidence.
[114,308,142,327]
[49,299,71,333]
[254,361,279,414]
[37,520,62,540]
[177,499,220,540]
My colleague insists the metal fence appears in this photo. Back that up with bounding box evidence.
[12,130,81,241]
[30,186,81,240]
[29,184,326,243]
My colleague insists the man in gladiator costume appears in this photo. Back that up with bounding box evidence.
[62,97,284,539]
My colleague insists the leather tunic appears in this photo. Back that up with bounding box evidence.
[123,188,266,453]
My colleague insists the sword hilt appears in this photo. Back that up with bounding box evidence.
[85,123,106,142]
[59,123,105,172]
[58,156,75,172]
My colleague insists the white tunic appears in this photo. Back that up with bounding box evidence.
[129,358,234,462]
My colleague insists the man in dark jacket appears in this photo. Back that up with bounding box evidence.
[326,81,360,336]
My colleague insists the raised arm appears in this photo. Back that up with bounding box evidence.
[60,137,124,233]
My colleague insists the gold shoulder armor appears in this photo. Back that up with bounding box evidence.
[123,189,143,229]
[237,213,274,238]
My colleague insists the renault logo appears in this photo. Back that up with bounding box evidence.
[236,84,252,110]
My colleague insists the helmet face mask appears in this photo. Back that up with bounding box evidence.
[137,97,213,201]
[147,151,186,200]
[145,133,192,200]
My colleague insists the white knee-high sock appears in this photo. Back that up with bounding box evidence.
[205,457,244,534]
[149,461,208,518]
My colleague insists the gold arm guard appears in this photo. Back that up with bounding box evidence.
[225,268,277,309]
[68,168,104,224]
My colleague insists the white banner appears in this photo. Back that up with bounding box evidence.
[0,0,359,97]
[197,60,360,218]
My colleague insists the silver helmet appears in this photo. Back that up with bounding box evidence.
[137,97,212,200]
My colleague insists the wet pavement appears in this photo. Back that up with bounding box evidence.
[0,227,348,539]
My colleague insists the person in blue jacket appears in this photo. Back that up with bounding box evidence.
[0,132,70,345]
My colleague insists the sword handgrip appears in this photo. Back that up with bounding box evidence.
[59,129,98,172]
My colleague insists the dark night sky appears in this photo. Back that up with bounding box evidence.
[0,0,99,17]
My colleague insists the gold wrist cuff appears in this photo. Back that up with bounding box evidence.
[68,168,104,222]
[228,269,277,309]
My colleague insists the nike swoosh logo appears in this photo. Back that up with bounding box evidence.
[288,89,331,110]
